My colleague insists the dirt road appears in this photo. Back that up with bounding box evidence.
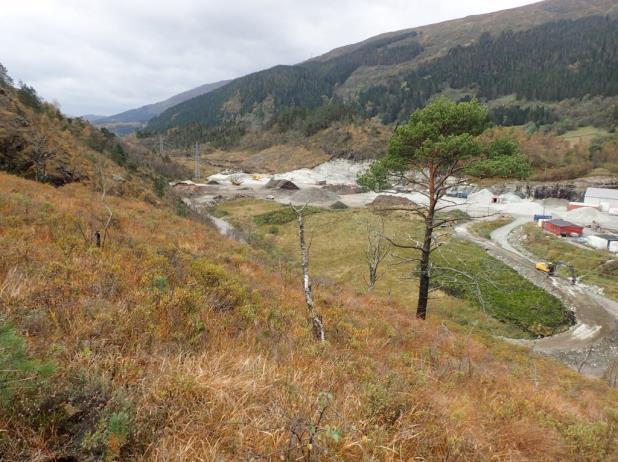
[456,219,618,377]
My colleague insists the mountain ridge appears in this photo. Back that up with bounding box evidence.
[91,79,230,134]
[145,0,618,137]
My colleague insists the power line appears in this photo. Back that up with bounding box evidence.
[194,141,200,180]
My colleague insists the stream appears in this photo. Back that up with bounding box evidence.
[206,213,247,244]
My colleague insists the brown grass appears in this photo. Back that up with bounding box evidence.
[0,172,617,461]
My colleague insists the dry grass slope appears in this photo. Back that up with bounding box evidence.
[0,173,617,461]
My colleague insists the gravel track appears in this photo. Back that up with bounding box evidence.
[456,219,618,378]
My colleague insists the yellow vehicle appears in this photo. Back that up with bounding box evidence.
[535,261,577,284]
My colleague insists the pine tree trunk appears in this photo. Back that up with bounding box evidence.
[416,223,433,320]
[416,168,437,320]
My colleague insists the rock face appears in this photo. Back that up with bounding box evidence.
[486,177,618,202]
[532,178,618,201]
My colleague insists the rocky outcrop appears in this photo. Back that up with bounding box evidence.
[0,93,84,186]
[484,177,618,201]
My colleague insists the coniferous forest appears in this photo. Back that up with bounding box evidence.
[146,15,618,146]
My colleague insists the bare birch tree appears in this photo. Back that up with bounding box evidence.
[290,203,325,342]
[364,218,390,291]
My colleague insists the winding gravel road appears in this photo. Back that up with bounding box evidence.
[456,218,618,378]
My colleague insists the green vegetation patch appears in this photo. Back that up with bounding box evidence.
[470,217,514,240]
[0,323,55,405]
[253,206,323,226]
[432,239,570,337]
[221,201,570,338]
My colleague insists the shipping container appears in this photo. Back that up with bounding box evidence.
[567,202,599,212]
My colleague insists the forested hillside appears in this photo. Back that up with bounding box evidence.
[145,0,618,143]
[361,16,618,122]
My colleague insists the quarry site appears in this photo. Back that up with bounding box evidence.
[4,1,618,458]
[173,159,618,378]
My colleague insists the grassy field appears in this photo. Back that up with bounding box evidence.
[215,200,569,338]
[1,173,617,460]
[520,224,618,301]
[470,217,514,240]
[559,126,610,147]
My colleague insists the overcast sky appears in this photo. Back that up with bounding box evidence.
[1,0,538,116]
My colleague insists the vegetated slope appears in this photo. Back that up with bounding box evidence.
[0,73,190,197]
[214,200,570,338]
[146,0,618,135]
[148,65,332,131]
[1,172,617,460]
[0,83,129,189]
[360,15,618,122]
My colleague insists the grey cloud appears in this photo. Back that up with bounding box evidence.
[0,0,535,116]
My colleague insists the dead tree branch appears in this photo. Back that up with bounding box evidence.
[364,218,390,291]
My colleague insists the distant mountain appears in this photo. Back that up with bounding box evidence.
[93,80,230,134]
[81,114,106,123]
[146,0,618,137]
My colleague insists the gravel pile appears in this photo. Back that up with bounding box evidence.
[369,195,415,208]
[265,178,299,190]
[330,200,349,210]
[290,187,340,204]
[500,192,523,203]
[468,188,494,204]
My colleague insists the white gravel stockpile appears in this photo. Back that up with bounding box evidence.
[565,207,618,229]
[207,159,370,187]
[276,160,371,185]
[207,172,269,187]
[500,192,523,203]
[468,188,494,204]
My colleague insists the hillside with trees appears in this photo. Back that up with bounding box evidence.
[0,63,189,198]
[145,0,618,148]
[1,55,618,460]
[360,16,618,123]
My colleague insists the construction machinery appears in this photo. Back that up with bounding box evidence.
[535,261,577,284]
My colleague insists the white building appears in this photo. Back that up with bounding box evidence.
[587,234,618,253]
[584,187,618,210]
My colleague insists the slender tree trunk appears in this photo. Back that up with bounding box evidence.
[416,220,433,319]
[416,168,437,320]
[293,205,325,341]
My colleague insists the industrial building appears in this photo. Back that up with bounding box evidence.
[586,234,618,253]
[584,187,618,209]
[542,219,584,237]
